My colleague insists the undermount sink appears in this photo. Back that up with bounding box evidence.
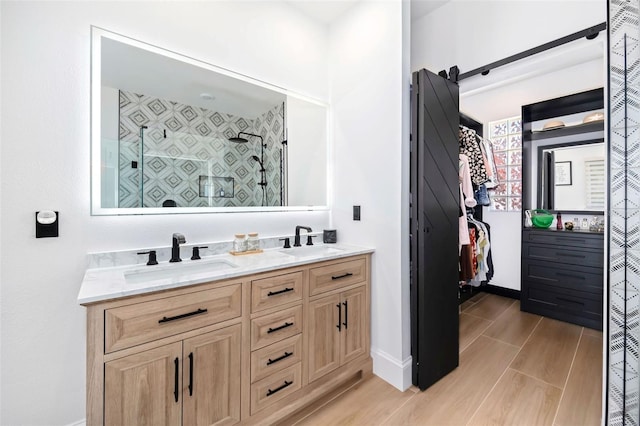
[278,245,344,258]
[124,258,238,284]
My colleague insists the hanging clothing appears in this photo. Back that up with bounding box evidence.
[458,154,475,252]
[459,127,489,186]
[480,136,500,189]
[459,154,477,208]
[459,226,477,281]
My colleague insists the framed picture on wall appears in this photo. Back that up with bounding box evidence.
[555,161,572,186]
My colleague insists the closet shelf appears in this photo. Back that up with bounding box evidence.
[527,121,604,141]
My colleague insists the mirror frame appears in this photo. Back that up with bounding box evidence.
[90,26,331,215]
[536,138,605,215]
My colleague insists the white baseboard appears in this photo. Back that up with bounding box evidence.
[371,348,412,391]
[66,419,86,426]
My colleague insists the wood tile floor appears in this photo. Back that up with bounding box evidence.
[294,293,603,426]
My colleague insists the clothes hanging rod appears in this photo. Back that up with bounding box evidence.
[451,22,606,83]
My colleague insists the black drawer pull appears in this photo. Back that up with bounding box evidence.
[556,272,586,280]
[173,357,179,403]
[267,380,293,396]
[343,301,348,329]
[557,296,585,306]
[268,322,293,333]
[188,352,194,396]
[268,287,294,297]
[267,351,293,365]
[332,272,353,280]
[337,303,342,331]
[556,252,586,259]
[159,308,208,324]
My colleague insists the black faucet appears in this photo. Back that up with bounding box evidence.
[170,233,186,262]
[294,226,312,247]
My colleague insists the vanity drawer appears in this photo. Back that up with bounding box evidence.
[522,229,603,249]
[251,305,303,350]
[251,272,303,313]
[309,258,366,296]
[105,284,242,353]
[522,259,603,295]
[251,363,302,415]
[251,334,302,383]
[522,243,604,268]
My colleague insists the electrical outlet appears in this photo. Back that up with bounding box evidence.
[353,205,361,221]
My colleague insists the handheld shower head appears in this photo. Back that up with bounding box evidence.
[251,155,260,162]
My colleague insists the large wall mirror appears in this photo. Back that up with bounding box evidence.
[91,27,329,215]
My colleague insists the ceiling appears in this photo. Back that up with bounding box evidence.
[285,0,451,25]
[101,37,285,119]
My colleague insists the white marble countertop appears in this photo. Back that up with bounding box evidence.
[78,244,374,305]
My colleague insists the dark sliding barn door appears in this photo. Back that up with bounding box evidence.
[410,69,460,390]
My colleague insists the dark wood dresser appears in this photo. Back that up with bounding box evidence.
[521,228,604,330]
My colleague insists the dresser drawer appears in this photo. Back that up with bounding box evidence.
[251,272,303,313]
[522,229,603,249]
[522,282,602,329]
[309,258,366,296]
[105,284,242,353]
[251,305,303,350]
[522,259,603,294]
[251,334,302,383]
[522,243,604,268]
[251,363,302,415]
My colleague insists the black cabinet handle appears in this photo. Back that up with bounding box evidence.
[268,322,293,334]
[159,308,208,324]
[268,287,294,297]
[557,296,585,306]
[332,272,353,280]
[556,252,586,259]
[174,357,179,403]
[267,351,293,366]
[343,301,348,328]
[556,272,586,280]
[188,352,194,396]
[336,303,342,331]
[266,380,293,397]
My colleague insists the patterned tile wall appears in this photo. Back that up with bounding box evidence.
[118,90,284,208]
[608,0,640,425]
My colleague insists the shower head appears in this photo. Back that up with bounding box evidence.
[251,155,260,162]
[228,132,263,144]
[228,136,249,143]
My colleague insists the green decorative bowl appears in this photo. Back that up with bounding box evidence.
[531,209,554,228]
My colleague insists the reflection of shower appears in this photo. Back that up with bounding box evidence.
[138,125,148,207]
[228,132,267,206]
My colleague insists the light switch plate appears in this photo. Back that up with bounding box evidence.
[353,205,361,221]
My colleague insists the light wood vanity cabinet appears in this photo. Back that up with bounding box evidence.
[308,278,367,383]
[104,325,241,426]
[85,253,371,426]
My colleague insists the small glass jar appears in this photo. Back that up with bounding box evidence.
[233,234,247,252]
[247,232,260,251]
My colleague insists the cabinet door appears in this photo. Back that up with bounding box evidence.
[308,294,341,382]
[182,325,242,426]
[105,342,182,426]
[340,286,367,365]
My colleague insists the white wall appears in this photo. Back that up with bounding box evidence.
[0,2,330,424]
[412,0,606,291]
[329,0,410,390]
